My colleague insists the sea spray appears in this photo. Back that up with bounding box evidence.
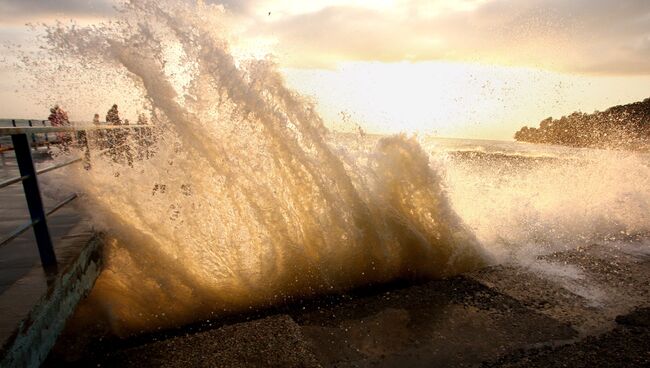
[23,0,650,335]
[36,0,486,334]
[437,146,650,262]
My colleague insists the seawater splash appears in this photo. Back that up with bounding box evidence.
[29,0,650,335]
[435,146,650,261]
[38,0,485,334]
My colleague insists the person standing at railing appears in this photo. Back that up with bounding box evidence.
[105,104,133,166]
[48,105,71,152]
[106,104,122,163]
[91,113,107,150]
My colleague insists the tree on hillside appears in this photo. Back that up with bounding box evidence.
[513,98,650,151]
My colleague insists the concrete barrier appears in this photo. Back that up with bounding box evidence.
[0,233,103,368]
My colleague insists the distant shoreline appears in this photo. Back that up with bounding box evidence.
[514,98,650,152]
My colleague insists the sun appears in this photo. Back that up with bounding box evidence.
[282,61,650,140]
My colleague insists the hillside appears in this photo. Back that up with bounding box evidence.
[514,98,650,151]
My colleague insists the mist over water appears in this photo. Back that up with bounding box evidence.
[438,144,650,258]
[31,1,649,335]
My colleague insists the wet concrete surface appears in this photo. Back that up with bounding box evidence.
[100,315,321,368]
[468,242,650,336]
[288,276,576,368]
[48,241,650,367]
[481,308,650,368]
[0,150,87,294]
[0,149,98,366]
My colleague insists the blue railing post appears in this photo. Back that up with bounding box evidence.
[11,133,58,269]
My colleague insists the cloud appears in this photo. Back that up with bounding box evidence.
[248,0,650,74]
[252,6,444,66]
[206,0,252,14]
[0,0,116,21]
[0,0,648,74]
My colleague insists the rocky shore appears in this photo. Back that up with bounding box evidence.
[46,241,650,367]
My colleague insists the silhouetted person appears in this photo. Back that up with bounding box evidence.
[48,105,69,126]
[48,105,72,152]
[106,104,132,166]
[106,104,121,125]
[91,113,107,149]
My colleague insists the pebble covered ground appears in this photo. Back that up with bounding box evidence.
[47,242,650,367]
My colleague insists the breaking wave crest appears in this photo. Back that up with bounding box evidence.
[38,1,486,334]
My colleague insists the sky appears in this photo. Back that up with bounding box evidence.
[1,0,649,139]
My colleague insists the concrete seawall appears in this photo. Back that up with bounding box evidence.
[0,232,103,367]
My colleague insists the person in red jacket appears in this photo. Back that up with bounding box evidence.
[48,105,71,151]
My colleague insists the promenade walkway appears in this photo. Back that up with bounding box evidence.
[0,150,90,294]
[0,143,99,367]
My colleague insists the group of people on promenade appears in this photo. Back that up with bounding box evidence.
[48,104,155,165]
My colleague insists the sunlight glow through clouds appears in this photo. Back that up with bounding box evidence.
[282,61,650,139]
[249,0,489,18]
[1,0,649,140]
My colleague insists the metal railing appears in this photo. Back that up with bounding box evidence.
[0,119,147,272]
